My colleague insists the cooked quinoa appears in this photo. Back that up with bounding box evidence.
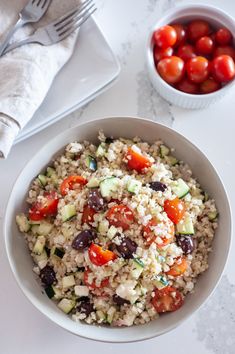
[16,132,218,327]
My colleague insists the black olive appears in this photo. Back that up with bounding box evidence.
[116,237,137,259]
[176,234,195,254]
[105,137,114,144]
[72,230,97,250]
[77,298,94,316]
[113,294,130,305]
[149,181,167,192]
[40,265,56,286]
[88,189,106,212]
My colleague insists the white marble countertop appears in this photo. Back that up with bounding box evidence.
[1,0,235,353]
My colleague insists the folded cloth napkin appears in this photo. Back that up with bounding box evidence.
[0,0,80,158]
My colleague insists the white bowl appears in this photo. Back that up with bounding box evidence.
[146,4,235,109]
[4,117,232,342]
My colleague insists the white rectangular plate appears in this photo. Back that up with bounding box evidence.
[15,17,120,143]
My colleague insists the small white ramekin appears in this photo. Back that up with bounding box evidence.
[146,4,235,109]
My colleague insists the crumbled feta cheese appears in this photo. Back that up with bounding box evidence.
[74,285,89,297]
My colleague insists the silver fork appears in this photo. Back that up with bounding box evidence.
[0,0,52,56]
[3,0,96,56]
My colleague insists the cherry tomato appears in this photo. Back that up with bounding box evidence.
[166,256,188,276]
[154,46,173,62]
[200,77,221,94]
[157,56,185,84]
[88,243,117,266]
[215,28,232,46]
[171,23,187,46]
[211,55,235,82]
[164,197,185,224]
[29,191,59,220]
[84,269,109,289]
[213,45,235,61]
[143,218,174,247]
[82,205,96,225]
[60,175,87,196]
[151,286,184,313]
[29,205,44,221]
[177,44,196,61]
[186,56,210,83]
[125,147,152,173]
[187,20,211,42]
[195,36,214,55]
[106,204,134,230]
[177,77,199,94]
[153,25,177,49]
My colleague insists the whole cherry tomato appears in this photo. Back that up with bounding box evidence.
[151,286,184,313]
[88,243,117,266]
[213,46,235,61]
[125,147,152,173]
[166,256,188,276]
[186,56,210,83]
[187,19,211,42]
[153,25,177,49]
[215,28,232,46]
[177,44,196,61]
[177,77,199,94]
[200,77,221,94]
[143,218,175,247]
[211,55,235,82]
[157,56,185,84]
[171,23,187,46]
[60,175,87,196]
[106,204,134,230]
[195,36,214,55]
[29,191,59,221]
[154,46,173,62]
[164,197,185,224]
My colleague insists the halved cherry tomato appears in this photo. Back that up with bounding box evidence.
[88,243,117,266]
[166,256,188,276]
[200,77,221,94]
[215,28,232,46]
[29,191,59,221]
[151,286,184,313]
[157,56,185,84]
[195,36,214,55]
[213,45,235,61]
[125,147,152,173]
[106,204,134,231]
[82,205,96,225]
[60,175,87,196]
[186,56,210,83]
[177,77,199,94]
[211,55,235,82]
[153,25,177,49]
[187,20,211,42]
[143,218,174,247]
[84,269,109,289]
[177,44,196,61]
[154,46,173,62]
[171,23,187,46]
[164,197,185,224]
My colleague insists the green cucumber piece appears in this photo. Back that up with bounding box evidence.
[133,258,145,268]
[100,177,120,198]
[61,204,76,222]
[96,143,106,157]
[208,211,218,221]
[160,145,170,157]
[31,225,40,235]
[52,247,65,259]
[165,155,179,166]
[33,249,48,269]
[86,155,97,171]
[58,298,75,314]
[62,275,75,289]
[177,216,194,235]
[37,221,53,235]
[46,167,56,177]
[86,177,100,188]
[33,236,46,255]
[16,214,30,232]
[131,259,144,279]
[127,179,141,194]
[172,178,190,199]
[45,285,56,299]
[37,174,47,187]
[107,306,116,324]
[107,225,118,239]
[153,275,169,289]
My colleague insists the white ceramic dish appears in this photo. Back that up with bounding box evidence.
[146,4,235,109]
[15,18,120,143]
[4,117,231,342]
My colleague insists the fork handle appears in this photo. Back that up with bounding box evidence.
[0,17,25,56]
[3,34,40,55]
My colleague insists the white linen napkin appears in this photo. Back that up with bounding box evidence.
[0,0,80,158]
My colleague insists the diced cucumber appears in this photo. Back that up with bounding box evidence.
[45,285,55,299]
[37,174,47,187]
[37,221,53,235]
[165,155,179,166]
[153,275,169,289]
[62,275,75,289]
[160,144,170,157]
[177,216,194,235]
[96,310,107,322]
[172,178,190,199]
[51,246,65,259]
[107,306,116,324]
[100,177,120,198]
[86,177,100,188]
[58,298,75,314]
[86,155,97,171]
[204,192,209,202]
[61,204,76,222]
[208,211,218,221]
[31,225,40,235]
[46,167,56,177]
[33,235,46,255]
[131,259,144,279]
[96,143,106,157]
[133,258,145,268]
[16,214,30,232]
[107,225,118,239]
[98,219,109,235]
[33,249,48,269]
[127,179,142,194]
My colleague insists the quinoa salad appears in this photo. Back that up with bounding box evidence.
[16,133,218,327]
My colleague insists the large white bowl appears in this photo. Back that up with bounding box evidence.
[146,4,235,109]
[4,117,232,342]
